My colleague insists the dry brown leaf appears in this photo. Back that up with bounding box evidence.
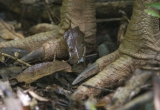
[15,61,71,84]
[63,26,86,65]
[0,20,24,40]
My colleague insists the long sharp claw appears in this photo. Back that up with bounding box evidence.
[0,47,28,58]
[72,63,99,85]
[20,47,44,62]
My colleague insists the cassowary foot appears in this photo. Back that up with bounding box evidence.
[0,34,68,63]
[72,51,135,99]
[72,0,160,100]
[19,47,44,63]
[72,50,120,85]
[0,0,96,63]
[19,37,68,63]
[0,47,28,58]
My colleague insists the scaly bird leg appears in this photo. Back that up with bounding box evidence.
[72,55,135,99]
[19,37,68,62]
[19,47,44,63]
[72,50,120,85]
[72,0,160,99]
[0,0,96,61]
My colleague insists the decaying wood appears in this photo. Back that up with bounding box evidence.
[15,61,71,84]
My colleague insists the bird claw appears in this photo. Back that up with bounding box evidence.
[0,47,28,58]
[20,47,44,63]
[72,63,99,85]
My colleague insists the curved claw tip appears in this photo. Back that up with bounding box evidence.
[20,47,44,62]
[0,47,28,58]
[72,63,99,85]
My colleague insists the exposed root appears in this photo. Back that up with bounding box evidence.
[72,55,135,99]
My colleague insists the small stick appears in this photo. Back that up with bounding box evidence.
[0,52,31,67]
[85,53,98,58]
[82,84,114,92]
[140,66,160,71]
[96,17,125,23]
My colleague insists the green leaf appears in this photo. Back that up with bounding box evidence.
[85,101,97,110]
[146,2,160,10]
[145,9,160,18]
[90,103,96,110]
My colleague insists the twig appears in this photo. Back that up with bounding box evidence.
[85,53,98,58]
[0,52,31,67]
[96,18,125,23]
[140,66,160,70]
[82,84,114,92]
